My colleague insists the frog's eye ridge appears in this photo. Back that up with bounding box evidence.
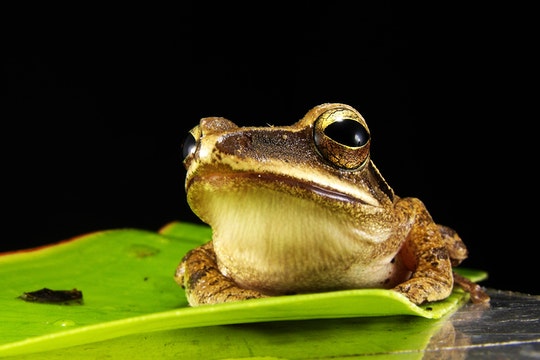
[323,118,369,148]
[182,132,198,160]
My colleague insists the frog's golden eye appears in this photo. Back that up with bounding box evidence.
[182,126,201,161]
[313,108,370,169]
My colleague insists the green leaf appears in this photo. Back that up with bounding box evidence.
[0,221,488,358]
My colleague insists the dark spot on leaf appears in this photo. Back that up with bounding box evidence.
[19,288,83,305]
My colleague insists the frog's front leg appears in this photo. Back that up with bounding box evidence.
[174,241,268,306]
[393,198,455,305]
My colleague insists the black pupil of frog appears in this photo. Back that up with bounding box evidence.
[324,119,369,147]
[182,133,198,159]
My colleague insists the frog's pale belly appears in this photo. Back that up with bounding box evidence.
[216,246,411,295]
[205,182,411,295]
[210,206,410,294]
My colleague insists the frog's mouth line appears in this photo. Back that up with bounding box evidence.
[187,171,374,206]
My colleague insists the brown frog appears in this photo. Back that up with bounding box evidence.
[175,103,489,306]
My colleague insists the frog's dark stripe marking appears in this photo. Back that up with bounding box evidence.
[368,161,394,202]
[188,269,208,289]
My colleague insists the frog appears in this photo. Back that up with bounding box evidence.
[175,103,489,306]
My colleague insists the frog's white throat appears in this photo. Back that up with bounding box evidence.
[200,185,394,293]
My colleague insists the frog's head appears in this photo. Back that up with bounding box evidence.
[181,103,396,249]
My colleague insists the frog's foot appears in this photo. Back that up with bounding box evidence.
[175,241,268,306]
[392,276,453,305]
[452,272,490,304]
[393,272,490,305]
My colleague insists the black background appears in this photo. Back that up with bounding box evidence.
[3,4,536,295]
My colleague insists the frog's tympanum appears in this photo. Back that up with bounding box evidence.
[175,103,489,306]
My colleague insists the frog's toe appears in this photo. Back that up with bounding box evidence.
[176,242,268,306]
[393,278,452,305]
